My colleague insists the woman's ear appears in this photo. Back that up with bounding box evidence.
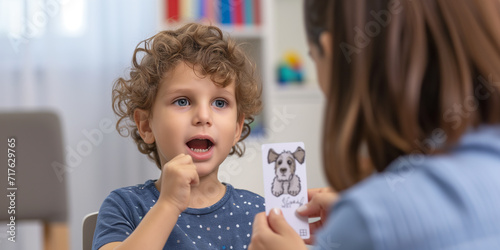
[319,31,333,58]
[134,109,155,144]
[233,116,245,146]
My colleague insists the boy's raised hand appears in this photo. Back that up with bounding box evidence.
[158,154,200,214]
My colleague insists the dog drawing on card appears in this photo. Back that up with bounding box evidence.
[268,147,305,197]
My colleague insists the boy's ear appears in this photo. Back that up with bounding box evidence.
[319,31,333,58]
[232,115,245,146]
[134,109,155,144]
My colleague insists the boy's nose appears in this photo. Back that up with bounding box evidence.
[192,104,212,126]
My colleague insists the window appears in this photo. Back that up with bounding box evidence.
[0,0,87,37]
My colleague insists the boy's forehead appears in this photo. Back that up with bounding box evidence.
[155,64,236,99]
[161,62,236,89]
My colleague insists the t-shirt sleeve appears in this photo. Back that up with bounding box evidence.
[92,192,136,250]
[312,199,374,250]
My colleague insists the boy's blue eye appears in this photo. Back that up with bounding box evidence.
[174,98,190,106]
[213,99,227,108]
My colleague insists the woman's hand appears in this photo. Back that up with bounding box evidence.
[157,154,199,214]
[296,187,338,245]
[249,208,308,250]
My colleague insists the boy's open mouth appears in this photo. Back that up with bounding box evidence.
[186,138,214,153]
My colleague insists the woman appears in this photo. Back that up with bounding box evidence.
[249,0,500,249]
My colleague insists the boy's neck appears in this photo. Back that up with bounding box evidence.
[189,174,226,209]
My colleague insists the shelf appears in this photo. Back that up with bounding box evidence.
[157,0,264,39]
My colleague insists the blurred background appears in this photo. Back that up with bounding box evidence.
[0,0,327,249]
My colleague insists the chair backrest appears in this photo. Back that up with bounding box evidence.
[0,110,67,222]
[82,212,99,250]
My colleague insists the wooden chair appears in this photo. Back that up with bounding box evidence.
[0,111,69,250]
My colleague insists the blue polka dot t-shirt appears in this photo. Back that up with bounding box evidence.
[92,180,265,250]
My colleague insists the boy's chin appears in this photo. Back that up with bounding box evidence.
[193,162,221,178]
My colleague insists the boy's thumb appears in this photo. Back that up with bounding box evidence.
[268,208,296,236]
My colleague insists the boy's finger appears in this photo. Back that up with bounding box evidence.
[162,154,191,170]
[189,169,200,186]
[173,154,193,164]
[173,160,198,185]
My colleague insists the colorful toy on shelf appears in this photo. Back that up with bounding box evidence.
[277,50,304,85]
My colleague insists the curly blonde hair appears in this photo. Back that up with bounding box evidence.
[112,23,262,168]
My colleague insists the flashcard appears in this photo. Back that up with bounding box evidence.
[262,142,309,239]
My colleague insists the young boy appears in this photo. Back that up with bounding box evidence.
[93,23,264,250]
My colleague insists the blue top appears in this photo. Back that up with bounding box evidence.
[314,125,500,250]
[93,180,265,250]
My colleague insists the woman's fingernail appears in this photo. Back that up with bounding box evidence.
[296,205,307,213]
[272,207,282,215]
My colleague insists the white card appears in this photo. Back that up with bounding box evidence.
[262,142,309,239]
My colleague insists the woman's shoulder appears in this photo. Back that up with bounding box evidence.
[335,128,500,249]
[342,151,500,212]
[345,125,500,205]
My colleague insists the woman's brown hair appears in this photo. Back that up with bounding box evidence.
[306,0,500,191]
[112,23,262,168]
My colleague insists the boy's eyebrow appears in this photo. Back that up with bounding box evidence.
[159,86,235,98]
[162,87,191,95]
[216,87,235,97]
